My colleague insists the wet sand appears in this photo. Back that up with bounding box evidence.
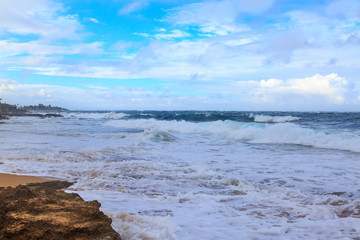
[0,173,54,187]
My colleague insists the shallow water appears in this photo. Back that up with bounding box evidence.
[0,111,359,239]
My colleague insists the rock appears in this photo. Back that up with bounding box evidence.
[25,180,73,189]
[0,115,9,120]
[0,181,121,240]
[230,190,247,195]
[329,191,346,196]
[4,113,63,118]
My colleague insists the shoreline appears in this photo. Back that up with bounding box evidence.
[0,173,56,187]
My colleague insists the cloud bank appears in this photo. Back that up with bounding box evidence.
[1,0,360,110]
[1,73,359,110]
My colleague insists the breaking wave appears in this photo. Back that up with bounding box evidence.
[104,119,360,152]
[249,113,300,123]
[64,112,128,120]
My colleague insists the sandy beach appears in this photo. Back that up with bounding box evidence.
[0,173,54,187]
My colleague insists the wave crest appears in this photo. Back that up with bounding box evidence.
[104,119,360,152]
[249,113,300,123]
[64,112,128,120]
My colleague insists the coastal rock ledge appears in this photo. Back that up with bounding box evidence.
[0,181,121,240]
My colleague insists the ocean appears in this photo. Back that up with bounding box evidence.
[0,111,359,239]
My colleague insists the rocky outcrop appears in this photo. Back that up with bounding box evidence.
[4,113,63,118]
[0,181,121,240]
[0,115,9,120]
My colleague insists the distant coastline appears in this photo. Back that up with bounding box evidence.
[0,100,67,119]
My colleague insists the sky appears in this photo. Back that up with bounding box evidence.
[0,0,360,111]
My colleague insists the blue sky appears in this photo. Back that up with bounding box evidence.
[1,0,360,110]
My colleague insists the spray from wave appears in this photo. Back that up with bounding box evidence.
[64,112,128,120]
[249,113,300,123]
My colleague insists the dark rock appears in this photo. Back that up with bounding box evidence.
[0,181,121,240]
[44,113,63,118]
[329,192,346,196]
[230,190,247,195]
[26,180,73,189]
[4,113,63,118]
[0,115,9,120]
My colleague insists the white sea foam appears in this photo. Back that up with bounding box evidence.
[64,112,128,120]
[110,212,178,240]
[1,114,360,240]
[249,113,300,123]
[104,119,360,152]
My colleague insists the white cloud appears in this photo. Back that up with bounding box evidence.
[259,73,350,104]
[0,0,109,75]
[166,0,274,36]
[0,40,103,57]
[134,32,151,38]
[110,41,140,56]
[118,0,149,15]
[0,78,216,110]
[1,0,360,111]
[262,31,309,64]
[0,0,81,41]
[199,23,250,36]
[154,29,190,39]
[260,78,282,88]
[326,0,360,19]
[1,72,359,111]
[223,38,256,46]
[84,17,101,24]
[134,29,191,40]
[168,0,274,24]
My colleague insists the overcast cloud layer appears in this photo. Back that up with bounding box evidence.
[1,0,360,110]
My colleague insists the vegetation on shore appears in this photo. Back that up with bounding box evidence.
[0,98,67,118]
[17,103,68,112]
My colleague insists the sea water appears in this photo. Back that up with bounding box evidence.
[0,111,359,239]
